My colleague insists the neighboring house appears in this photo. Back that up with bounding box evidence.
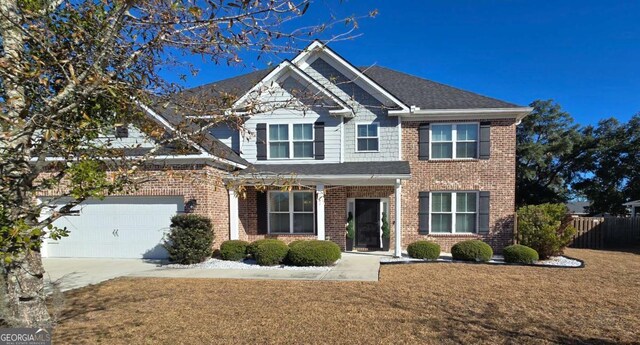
[623,200,640,217]
[566,201,591,217]
[40,40,531,259]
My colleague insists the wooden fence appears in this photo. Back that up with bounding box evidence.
[570,217,640,249]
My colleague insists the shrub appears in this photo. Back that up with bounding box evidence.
[219,240,249,261]
[451,240,493,262]
[517,203,576,259]
[503,244,539,264]
[254,239,289,266]
[163,214,213,264]
[407,241,441,260]
[381,212,390,240]
[286,240,341,266]
[247,239,273,258]
[346,212,355,240]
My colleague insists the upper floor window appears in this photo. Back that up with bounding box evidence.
[356,123,379,152]
[268,123,314,159]
[431,123,478,159]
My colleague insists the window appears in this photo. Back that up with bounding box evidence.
[356,123,379,152]
[293,124,314,158]
[431,123,478,159]
[268,124,314,159]
[430,192,477,233]
[268,191,315,234]
[269,124,289,158]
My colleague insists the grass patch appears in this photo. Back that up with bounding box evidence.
[52,248,640,344]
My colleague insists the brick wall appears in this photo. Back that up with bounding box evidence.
[401,119,517,253]
[37,165,231,249]
[238,185,395,250]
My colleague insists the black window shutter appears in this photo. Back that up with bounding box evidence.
[115,125,129,138]
[256,191,268,234]
[479,122,491,159]
[478,191,490,234]
[256,123,267,160]
[418,123,430,160]
[314,122,325,160]
[418,192,430,234]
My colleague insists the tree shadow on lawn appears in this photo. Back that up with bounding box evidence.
[591,246,640,256]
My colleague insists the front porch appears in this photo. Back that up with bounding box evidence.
[225,161,411,257]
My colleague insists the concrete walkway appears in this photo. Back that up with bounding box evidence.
[43,253,381,291]
[129,253,380,282]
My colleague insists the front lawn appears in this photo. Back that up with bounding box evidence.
[52,248,640,344]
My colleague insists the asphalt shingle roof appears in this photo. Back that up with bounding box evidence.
[237,161,411,177]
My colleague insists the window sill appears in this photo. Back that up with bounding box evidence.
[427,233,479,237]
[427,158,480,162]
[267,233,316,236]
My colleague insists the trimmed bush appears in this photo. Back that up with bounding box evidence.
[407,241,441,260]
[163,214,213,264]
[517,203,576,259]
[247,239,273,258]
[451,240,493,262]
[286,240,341,266]
[254,239,289,266]
[219,240,249,261]
[503,244,539,264]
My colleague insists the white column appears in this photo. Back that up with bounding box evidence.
[394,179,402,257]
[228,190,239,240]
[316,184,326,240]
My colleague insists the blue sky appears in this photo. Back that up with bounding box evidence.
[164,1,640,125]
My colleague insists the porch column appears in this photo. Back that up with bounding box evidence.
[229,190,239,240]
[394,179,402,257]
[316,184,325,240]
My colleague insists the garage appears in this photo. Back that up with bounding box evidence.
[42,196,184,259]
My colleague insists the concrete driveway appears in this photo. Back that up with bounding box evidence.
[43,258,162,292]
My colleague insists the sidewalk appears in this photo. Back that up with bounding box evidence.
[128,252,381,282]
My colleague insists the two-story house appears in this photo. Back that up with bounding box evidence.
[40,40,530,259]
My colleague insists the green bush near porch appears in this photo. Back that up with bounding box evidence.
[287,240,341,266]
[253,239,289,266]
[247,239,274,258]
[219,240,250,261]
[503,244,539,264]
[407,241,441,260]
[451,240,493,262]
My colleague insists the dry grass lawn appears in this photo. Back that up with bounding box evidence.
[51,248,640,344]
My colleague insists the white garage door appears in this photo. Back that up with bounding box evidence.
[43,196,184,259]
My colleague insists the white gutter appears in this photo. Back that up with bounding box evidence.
[228,173,411,180]
[391,106,533,124]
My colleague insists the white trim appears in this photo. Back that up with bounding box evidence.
[291,40,410,111]
[229,190,239,240]
[137,101,247,169]
[396,107,533,123]
[394,179,402,257]
[231,60,352,115]
[340,120,345,163]
[354,122,380,153]
[267,190,316,234]
[397,117,402,160]
[428,191,479,234]
[429,123,480,160]
[316,184,325,240]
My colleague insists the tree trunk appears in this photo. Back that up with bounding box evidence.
[3,251,51,327]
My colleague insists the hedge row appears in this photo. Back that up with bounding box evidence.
[406,239,539,264]
[219,239,341,267]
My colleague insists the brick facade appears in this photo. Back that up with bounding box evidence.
[400,119,517,253]
[38,165,231,249]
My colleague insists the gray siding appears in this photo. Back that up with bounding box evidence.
[95,126,156,149]
[210,123,239,153]
[304,58,400,162]
[241,78,341,164]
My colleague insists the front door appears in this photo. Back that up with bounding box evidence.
[355,199,380,248]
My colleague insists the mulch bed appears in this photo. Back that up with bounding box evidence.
[51,248,640,344]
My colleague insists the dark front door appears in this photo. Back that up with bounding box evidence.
[355,199,380,248]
